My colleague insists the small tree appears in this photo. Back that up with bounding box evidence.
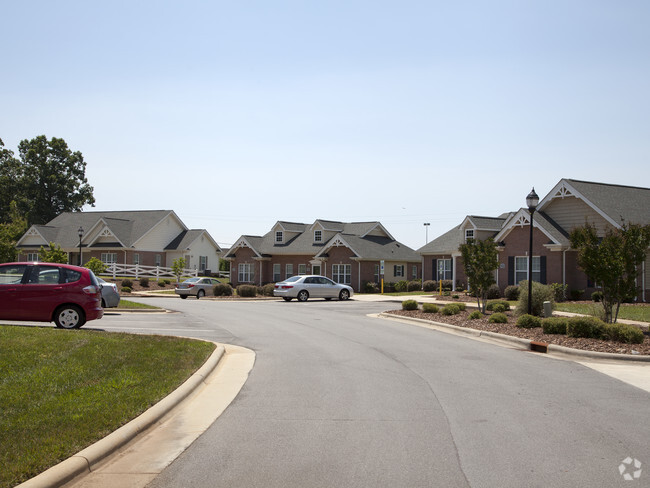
[85,257,107,276]
[171,257,186,283]
[0,202,27,263]
[38,242,68,264]
[459,238,499,313]
[570,222,650,323]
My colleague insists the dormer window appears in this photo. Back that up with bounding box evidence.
[465,229,474,242]
[314,230,322,242]
[275,231,283,243]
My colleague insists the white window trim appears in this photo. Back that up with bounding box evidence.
[465,229,474,242]
[101,253,117,264]
[275,231,283,243]
[239,263,254,282]
[332,264,351,284]
[314,230,322,242]
[273,263,281,282]
[515,256,541,284]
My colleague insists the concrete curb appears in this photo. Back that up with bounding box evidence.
[378,313,650,362]
[17,344,226,488]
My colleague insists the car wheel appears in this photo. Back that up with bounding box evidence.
[283,297,292,302]
[339,289,350,301]
[197,289,205,299]
[325,297,332,301]
[54,305,85,329]
[180,295,187,299]
[297,290,309,302]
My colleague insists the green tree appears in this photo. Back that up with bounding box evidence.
[85,257,107,276]
[0,135,95,226]
[0,202,28,263]
[570,222,650,323]
[459,238,499,313]
[171,257,187,283]
[38,242,68,264]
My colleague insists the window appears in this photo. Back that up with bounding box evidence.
[0,264,27,284]
[298,264,307,275]
[374,264,380,283]
[199,256,208,271]
[515,256,540,284]
[275,231,283,243]
[394,265,405,278]
[465,229,474,242]
[273,263,281,282]
[437,259,452,281]
[155,254,162,267]
[412,265,418,280]
[314,230,322,242]
[238,263,254,282]
[27,253,39,262]
[332,264,351,284]
[133,253,140,265]
[286,264,294,279]
[101,253,117,264]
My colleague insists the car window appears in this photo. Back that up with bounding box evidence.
[283,276,302,283]
[304,277,316,284]
[0,265,28,284]
[30,266,62,284]
[63,269,83,283]
[319,278,334,285]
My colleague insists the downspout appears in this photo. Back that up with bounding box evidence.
[452,255,456,291]
[563,249,566,295]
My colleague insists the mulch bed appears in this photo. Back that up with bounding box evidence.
[386,309,650,356]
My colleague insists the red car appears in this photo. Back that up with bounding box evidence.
[0,262,104,329]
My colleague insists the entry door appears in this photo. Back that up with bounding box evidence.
[312,265,321,275]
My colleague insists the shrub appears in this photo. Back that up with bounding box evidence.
[261,283,276,296]
[121,279,133,288]
[569,289,584,301]
[422,303,439,313]
[407,280,422,292]
[602,323,645,344]
[456,302,467,312]
[504,285,520,301]
[395,280,409,293]
[517,281,554,317]
[469,310,482,320]
[121,286,132,293]
[84,257,107,276]
[158,279,166,287]
[591,291,604,303]
[486,300,510,312]
[164,279,172,285]
[440,280,453,291]
[213,283,233,296]
[542,317,568,335]
[489,313,508,323]
[139,277,150,288]
[383,282,396,293]
[441,304,460,316]
[567,316,605,339]
[550,283,568,303]
[362,281,379,293]
[491,303,506,313]
[236,285,257,297]
[517,314,542,329]
[486,284,501,299]
[402,299,419,311]
[423,280,437,292]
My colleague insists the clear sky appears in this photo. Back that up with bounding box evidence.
[2,0,649,250]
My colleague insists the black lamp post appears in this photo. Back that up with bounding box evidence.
[526,188,539,315]
[78,226,84,266]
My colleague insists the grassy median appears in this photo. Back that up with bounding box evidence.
[0,326,215,488]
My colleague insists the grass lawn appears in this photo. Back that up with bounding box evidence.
[117,298,162,309]
[0,326,215,488]
[555,302,650,323]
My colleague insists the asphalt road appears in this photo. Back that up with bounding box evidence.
[93,298,648,487]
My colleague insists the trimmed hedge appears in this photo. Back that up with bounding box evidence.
[517,314,542,329]
[422,303,439,313]
[423,280,438,292]
[408,280,422,292]
[504,285,520,301]
[236,285,257,297]
[603,323,645,344]
[469,310,482,320]
[489,313,508,323]
[261,283,275,296]
[213,283,233,296]
[139,277,149,288]
[441,304,461,316]
[486,300,510,312]
[402,299,419,311]
[567,316,605,339]
[542,317,568,335]
[121,286,132,293]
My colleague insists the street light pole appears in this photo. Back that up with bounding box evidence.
[78,226,84,266]
[526,188,539,315]
[423,222,430,244]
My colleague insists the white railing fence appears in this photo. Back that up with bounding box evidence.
[103,263,198,280]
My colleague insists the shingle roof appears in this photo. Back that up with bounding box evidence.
[565,179,650,226]
[466,215,507,230]
[165,229,204,250]
[332,235,420,261]
[417,225,463,254]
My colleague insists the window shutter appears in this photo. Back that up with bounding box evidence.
[540,256,547,284]
[508,256,514,285]
[432,259,437,281]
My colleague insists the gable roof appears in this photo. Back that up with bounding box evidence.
[165,229,222,252]
[539,179,650,227]
[316,234,420,261]
[417,225,463,255]
[493,209,570,247]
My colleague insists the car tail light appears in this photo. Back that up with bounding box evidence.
[187,284,195,288]
[281,285,293,289]
[83,285,99,295]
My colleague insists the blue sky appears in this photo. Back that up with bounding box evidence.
[2,1,649,250]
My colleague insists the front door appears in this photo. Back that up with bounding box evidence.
[312,265,321,275]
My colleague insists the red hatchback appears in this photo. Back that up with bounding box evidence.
[0,262,104,329]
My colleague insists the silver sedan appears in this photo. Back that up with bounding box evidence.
[175,277,221,299]
[273,275,353,302]
[97,277,120,308]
